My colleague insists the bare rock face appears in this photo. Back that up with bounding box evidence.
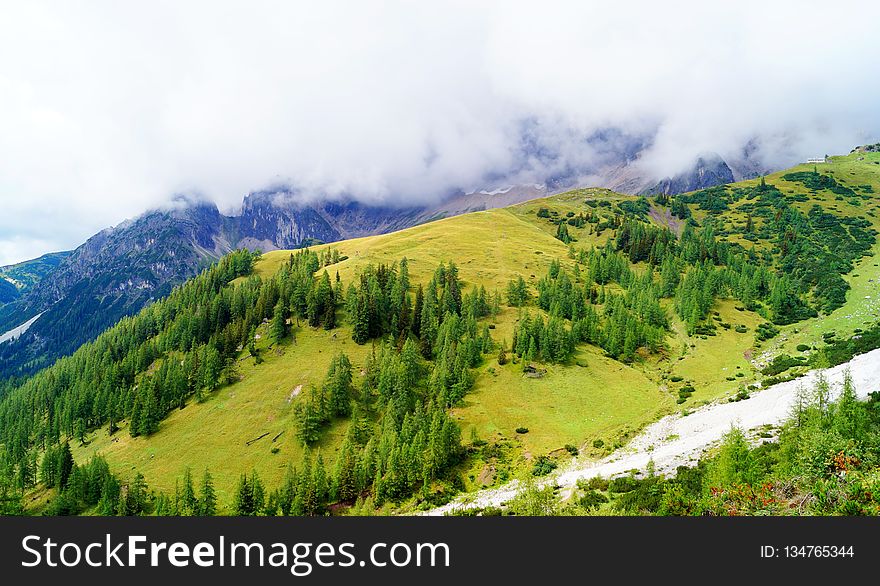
[642,154,736,196]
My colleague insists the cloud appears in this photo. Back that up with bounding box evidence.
[1,0,879,264]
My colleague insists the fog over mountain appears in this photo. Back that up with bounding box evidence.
[1,0,879,265]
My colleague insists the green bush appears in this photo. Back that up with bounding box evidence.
[580,476,609,491]
[578,489,609,510]
[761,354,806,376]
[608,475,641,493]
[756,323,779,341]
[531,455,558,477]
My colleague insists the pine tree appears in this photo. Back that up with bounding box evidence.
[294,396,322,446]
[140,386,160,436]
[198,468,217,515]
[556,221,572,244]
[201,344,223,396]
[129,393,143,438]
[353,292,370,344]
[233,471,264,516]
[270,300,288,343]
[279,465,298,515]
[251,471,265,514]
[328,353,353,417]
[180,467,197,515]
[58,442,74,488]
[400,338,421,389]
[707,425,760,488]
[506,276,529,307]
[233,473,253,515]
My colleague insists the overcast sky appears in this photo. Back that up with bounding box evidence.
[1,1,879,265]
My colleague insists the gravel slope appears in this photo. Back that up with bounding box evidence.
[427,348,880,515]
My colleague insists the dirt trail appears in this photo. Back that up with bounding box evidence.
[426,348,880,516]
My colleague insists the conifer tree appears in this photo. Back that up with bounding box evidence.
[270,300,288,343]
[201,344,223,395]
[58,442,74,488]
[327,353,353,418]
[198,468,217,516]
[180,467,197,516]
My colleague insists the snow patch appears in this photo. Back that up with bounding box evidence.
[0,312,44,345]
[478,186,514,196]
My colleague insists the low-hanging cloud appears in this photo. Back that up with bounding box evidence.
[1,0,879,265]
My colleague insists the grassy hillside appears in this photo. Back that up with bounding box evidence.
[14,149,880,515]
[71,193,673,502]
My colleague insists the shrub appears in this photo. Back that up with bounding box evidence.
[761,354,806,376]
[515,427,529,434]
[578,489,609,510]
[579,476,610,491]
[564,444,579,456]
[592,439,605,449]
[796,344,810,352]
[531,456,558,477]
[614,476,665,513]
[756,323,779,341]
[608,475,641,493]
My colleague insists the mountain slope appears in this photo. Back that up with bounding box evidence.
[0,251,71,305]
[0,149,859,513]
[0,201,234,374]
[0,279,16,305]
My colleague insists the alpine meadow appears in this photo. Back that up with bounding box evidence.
[2,146,880,516]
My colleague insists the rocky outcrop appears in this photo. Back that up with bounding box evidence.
[641,154,736,196]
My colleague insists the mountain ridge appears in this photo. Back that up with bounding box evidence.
[0,149,771,377]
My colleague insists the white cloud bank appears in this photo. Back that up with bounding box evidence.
[1,0,878,265]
